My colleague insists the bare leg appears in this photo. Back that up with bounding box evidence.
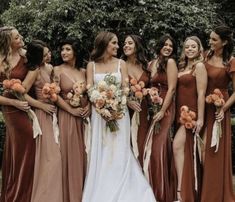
[173,125,187,201]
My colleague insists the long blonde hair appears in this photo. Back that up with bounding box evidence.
[178,36,204,70]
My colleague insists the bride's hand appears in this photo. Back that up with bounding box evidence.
[81,103,91,118]
[70,107,84,117]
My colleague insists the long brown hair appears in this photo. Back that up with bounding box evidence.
[90,31,116,62]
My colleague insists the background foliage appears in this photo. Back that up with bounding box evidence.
[0,0,222,64]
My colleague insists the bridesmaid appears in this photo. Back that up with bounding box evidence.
[28,40,63,202]
[201,25,235,202]
[144,34,178,201]
[122,34,150,166]
[0,27,37,202]
[54,38,90,202]
[173,36,207,201]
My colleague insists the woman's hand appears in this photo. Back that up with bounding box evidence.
[193,118,203,134]
[12,99,30,111]
[153,110,165,122]
[127,100,141,112]
[40,103,56,115]
[70,107,84,117]
[81,103,91,118]
[215,107,224,122]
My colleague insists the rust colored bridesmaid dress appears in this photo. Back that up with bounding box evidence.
[201,59,235,202]
[175,70,201,202]
[0,56,35,202]
[30,68,63,202]
[58,72,87,202]
[146,70,175,202]
[129,71,150,167]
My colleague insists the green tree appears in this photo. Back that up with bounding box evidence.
[1,0,219,63]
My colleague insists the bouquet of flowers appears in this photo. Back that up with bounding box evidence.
[205,88,225,152]
[67,81,86,107]
[3,79,26,97]
[179,105,196,129]
[3,78,42,138]
[88,73,128,132]
[42,82,61,102]
[147,87,163,133]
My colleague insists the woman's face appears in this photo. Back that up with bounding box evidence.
[61,44,75,62]
[160,39,173,57]
[123,36,136,57]
[42,47,50,63]
[184,39,199,59]
[11,29,24,50]
[209,31,225,52]
[105,35,119,56]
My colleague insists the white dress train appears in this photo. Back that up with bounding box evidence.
[82,61,156,202]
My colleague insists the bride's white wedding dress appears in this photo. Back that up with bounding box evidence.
[82,60,156,202]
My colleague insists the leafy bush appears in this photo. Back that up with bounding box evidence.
[1,0,218,64]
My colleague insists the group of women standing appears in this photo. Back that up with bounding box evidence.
[0,24,234,202]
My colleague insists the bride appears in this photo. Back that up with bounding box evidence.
[82,31,156,202]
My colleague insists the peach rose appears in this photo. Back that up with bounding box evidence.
[130,78,137,85]
[189,111,196,119]
[185,122,193,129]
[142,88,148,96]
[3,79,12,89]
[179,117,186,124]
[130,85,137,93]
[95,98,105,109]
[180,105,189,112]
[214,99,224,107]
[134,84,142,91]
[135,91,143,100]
[11,83,25,94]
[67,92,73,99]
[211,94,220,102]
[139,81,145,88]
[213,88,223,98]
[50,93,58,102]
[205,95,213,104]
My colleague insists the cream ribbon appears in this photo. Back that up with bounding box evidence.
[84,118,91,165]
[28,109,42,138]
[131,111,140,159]
[211,120,222,152]
[143,120,156,182]
[52,112,60,144]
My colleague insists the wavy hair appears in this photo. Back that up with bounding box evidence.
[90,31,116,62]
[178,36,204,71]
[122,34,148,71]
[206,25,234,65]
[155,34,177,72]
[0,27,12,67]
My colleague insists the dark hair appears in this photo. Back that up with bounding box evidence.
[26,40,44,70]
[122,34,148,71]
[90,31,116,62]
[155,34,177,72]
[207,25,234,65]
[58,38,82,69]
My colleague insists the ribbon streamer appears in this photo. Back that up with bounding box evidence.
[131,111,140,159]
[52,112,60,144]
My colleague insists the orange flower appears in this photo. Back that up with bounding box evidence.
[50,93,58,102]
[149,87,159,96]
[213,88,223,99]
[134,84,142,91]
[130,78,137,85]
[205,95,213,103]
[135,91,143,100]
[189,111,196,119]
[179,117,186,124]
[3,79,12,89]
[214,99,224,107]
[211,94,220,102]
[130,85,137,93]
[142,88,148,96]
[180,105,189,112]
[11,83,25,94]
[185,122,194,129]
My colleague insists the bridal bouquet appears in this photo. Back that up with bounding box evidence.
[88,73,128,132]
[42,82,61,102]
[3,78,42,138]
[147,87,163,133]
[179,105,196,129]
[205,88,225,152]
[67,81,86,107]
